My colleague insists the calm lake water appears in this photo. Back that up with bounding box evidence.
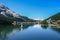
[0,24,60,40]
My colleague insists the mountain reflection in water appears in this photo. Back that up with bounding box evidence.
[0,24,60,40]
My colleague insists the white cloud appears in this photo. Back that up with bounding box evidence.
[33,18,43,20]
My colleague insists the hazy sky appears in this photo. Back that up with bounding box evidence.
[0,0,60,19]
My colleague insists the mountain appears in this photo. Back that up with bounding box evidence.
[41,13,60,24]
[46,13,60,21]
[0,4,35,24]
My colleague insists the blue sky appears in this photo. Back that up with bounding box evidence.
[0,0,60,19]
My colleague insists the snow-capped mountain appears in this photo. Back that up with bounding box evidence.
[0,4,36,24]
[0,4,20,18]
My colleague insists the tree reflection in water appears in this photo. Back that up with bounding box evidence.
[0,24,33,40]
[41,24,48,29]
[0,24,60,40]
[51,26,60,33]
[41,24,60,33]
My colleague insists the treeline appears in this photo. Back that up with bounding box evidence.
[41,13,60,24]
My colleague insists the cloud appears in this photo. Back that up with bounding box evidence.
[33,18,43,20]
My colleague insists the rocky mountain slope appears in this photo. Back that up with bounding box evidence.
[0,4,35,24]
[41,13,60,24]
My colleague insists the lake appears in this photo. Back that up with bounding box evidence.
[0,24,60,40]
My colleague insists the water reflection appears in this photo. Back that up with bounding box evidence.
[0,25,18,40]
[0,24,33,40]
[33,24,41,28]
[51,27,60,33]
[0,24,60,40]
[41,24,60,33]
[41,24,48,29]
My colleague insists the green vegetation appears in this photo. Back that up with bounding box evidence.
[0,4,37,25]
[41,13,60,24]
[41,13,60,27]
[0,14,13,24]
[41,20,48,24]
[47,13,60,21]
[0,13,35,24]
[41,20,48,27]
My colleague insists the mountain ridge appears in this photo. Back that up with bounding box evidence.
[41,13,60,24]
[0,4,36,24]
